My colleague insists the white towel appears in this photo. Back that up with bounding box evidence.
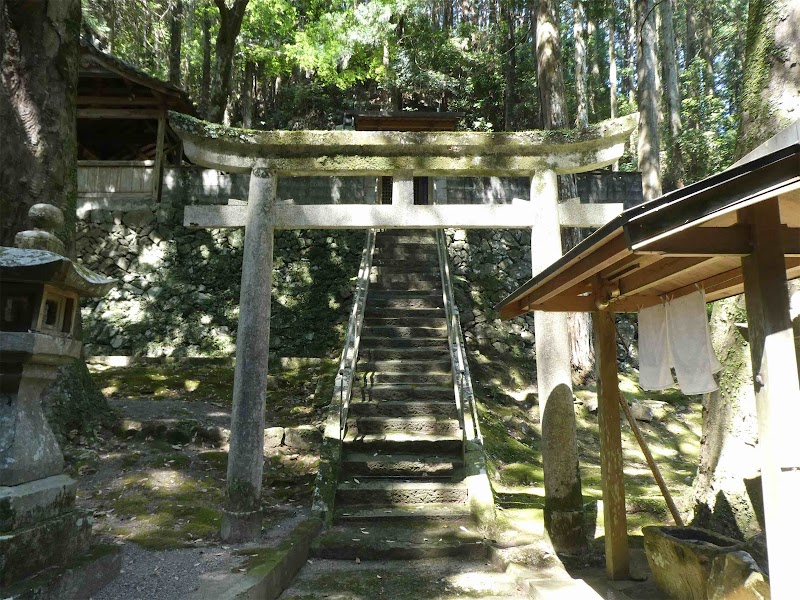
[667,289,722,394]
[638,302,673,390]
[638,289,722,394]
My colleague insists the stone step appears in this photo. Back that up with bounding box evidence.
[349,416,461,436]
[357,358,452,372]
[364,306,445,319]
[363,315,447,328]
[349,399,457,418]
[310,521,488,560]
[360,335,447,349]
[357,346,450,361]
[376,231,437,244]
[342,431,463,455]
[369,280,441,292]
[367,290,442,301]
[371,257,439,269]
[368,296,443,310]
[354,384,454,402]
[370,273,441,287]
[355,371,452,386]
[374,242,439,255]
[336,479,469,506]
[341,453,463,477]
[360,324,447,339]
[335,503,473,522]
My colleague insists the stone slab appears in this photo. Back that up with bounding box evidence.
[0,474,76,532]
[0,510,93,587]
[3,543,121,600]
[190,518,322,600]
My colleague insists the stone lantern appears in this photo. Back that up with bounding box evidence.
[0,204,117,595]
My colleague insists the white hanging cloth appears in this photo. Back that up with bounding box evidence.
[638,289,723,394]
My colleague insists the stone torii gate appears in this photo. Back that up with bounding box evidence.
[168,111,639,541]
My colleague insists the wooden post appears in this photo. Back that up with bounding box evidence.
[152,109,167,202]
[221,167,276,542]
[594,307,630,580]
[740,199,800,600]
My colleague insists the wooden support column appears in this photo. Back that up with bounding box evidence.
[530,169,585,552]
[740,199,800,600]
[152,109,167,202]
[221,167,276,542]
[594,307,630,580]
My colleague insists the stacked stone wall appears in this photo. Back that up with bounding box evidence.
[76,202,364,358]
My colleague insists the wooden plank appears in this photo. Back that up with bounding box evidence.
[617,256,712,296]
[78,108,161,119]
[637,225,800,256]
[77,95,161,106]
[511,233,630,311]
[153,111,167,202]
[739,199,800,600]
[593,307,630,580]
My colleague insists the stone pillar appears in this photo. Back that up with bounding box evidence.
[222,167,276,542]
[529,170,585,552]
[392,175,414,207]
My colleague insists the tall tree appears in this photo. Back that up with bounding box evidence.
[207,0,249,123]
[659,0,684,189]
[573,0,588,128]
[199,9,212,118]
[693,0,800,539]
[635,0,661,200]
[608,10,617,119]
[535,0,586,553]
[1,0,80,246]
[168,0,183,86]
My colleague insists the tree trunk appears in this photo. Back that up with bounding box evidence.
[1,0,115,439]
[573,0,589,129]
[242,59,255,128]
[700,0,714,97]
[1,0,80,247]
[659,0,684,190]
[685,4,698,69]
[608,13,617,120]
[627,0,636,104]
[207,0,249,124]
[693,0,800,541]
[586,11,600,120]
[635,0,662,201]
[535,0,585,553]
[168,0,182,86]
[200,11,212,118]
[502,0,516,131]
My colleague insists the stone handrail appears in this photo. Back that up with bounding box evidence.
[311,228,375,522]
[436,230,482,445]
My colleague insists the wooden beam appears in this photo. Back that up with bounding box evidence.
[512,233,630,309]
[740,199,800,599]
[77,95,161,106]
[152,110,166,202]
[78,108,161,119]
[636,225,800,256]
[594,307,630,581]
[617,256,712,296]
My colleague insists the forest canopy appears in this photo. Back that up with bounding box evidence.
[81,0,747,189]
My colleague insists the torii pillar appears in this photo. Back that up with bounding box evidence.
[221,167,276,541]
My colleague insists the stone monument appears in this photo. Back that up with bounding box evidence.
[0,204,119,598]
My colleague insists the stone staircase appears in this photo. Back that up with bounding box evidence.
[332,229,470,525]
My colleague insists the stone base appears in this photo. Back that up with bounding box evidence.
[220,507,262,542]
[0,510,92,587]
[1,475,77,531]
[543,508,586,554]
[2,543,121,600]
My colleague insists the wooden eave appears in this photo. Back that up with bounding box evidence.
[497,144,800,318]
[349,111,465,131]
[78,38,197,117]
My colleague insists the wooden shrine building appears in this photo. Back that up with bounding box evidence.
[498,123,800,597]
[77,38,198,204]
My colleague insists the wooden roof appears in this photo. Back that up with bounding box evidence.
[348,111,464,131]
[498,142,800,318]
[78,38,197,117]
